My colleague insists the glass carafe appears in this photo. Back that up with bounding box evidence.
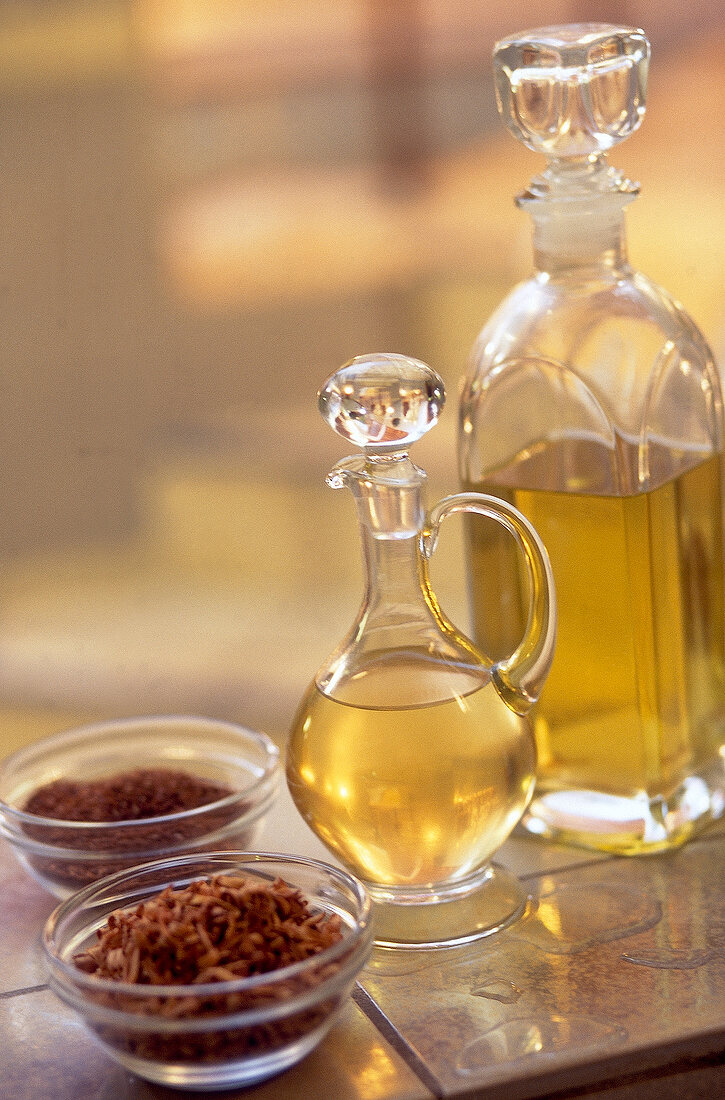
[459,24,725,854]
[287,353,556,947]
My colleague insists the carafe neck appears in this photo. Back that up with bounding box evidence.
[328,452,434,623]
[359,526,431,621]
[328,453,426,538]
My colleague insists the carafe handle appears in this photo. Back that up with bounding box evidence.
[424,492,557,715]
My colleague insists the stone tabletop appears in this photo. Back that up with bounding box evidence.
[2,783,723,1100]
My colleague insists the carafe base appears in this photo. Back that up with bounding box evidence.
[521,761,725,855]
[366,863,528,949]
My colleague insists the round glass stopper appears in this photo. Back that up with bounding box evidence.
[318,353,445,453]
[493,23,649,160]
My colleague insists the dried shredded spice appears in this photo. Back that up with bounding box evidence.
[20,769,247,890]
[74,874,346,1063]
[75,873,343,986]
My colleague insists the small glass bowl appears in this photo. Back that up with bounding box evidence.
[0,716,280,898]
[43,852,373,1091]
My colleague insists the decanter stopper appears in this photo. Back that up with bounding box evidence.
[318,353,445,455]
[493,24,649,194]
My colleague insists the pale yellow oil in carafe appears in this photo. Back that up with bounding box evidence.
[465,449,725,848]
[287,652,535,888]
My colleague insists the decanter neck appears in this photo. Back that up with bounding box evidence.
[518,157,636,275]
[329,454,435,624]
[526,195,631,275]
[359,526,430,618]
[328,453,426,538]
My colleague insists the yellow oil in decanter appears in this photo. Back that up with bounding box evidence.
[465,446,725,849]
[287,653,535,887]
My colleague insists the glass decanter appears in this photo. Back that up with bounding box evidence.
[459,23,725,854]
[287,353,556,948]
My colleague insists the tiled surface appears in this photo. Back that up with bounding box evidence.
[0,845,57,994]
[2,791,724,1099]
[359,838,725,1097]
[0,990,432,1100]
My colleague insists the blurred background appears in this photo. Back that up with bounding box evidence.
[0,0,723,755]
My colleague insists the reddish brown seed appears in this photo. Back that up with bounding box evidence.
[23,768,233,822]
[19,768,249,889]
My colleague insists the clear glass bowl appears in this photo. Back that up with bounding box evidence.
[43,852,373,1091]
[0,716,280,898]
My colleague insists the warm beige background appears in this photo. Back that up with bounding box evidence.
[1,1,723,754]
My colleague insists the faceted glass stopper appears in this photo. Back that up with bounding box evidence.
[494,23,649,160]
[318,353,445,453]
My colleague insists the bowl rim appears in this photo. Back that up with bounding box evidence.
[43,850,373,1003]
[0,715,280,831]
